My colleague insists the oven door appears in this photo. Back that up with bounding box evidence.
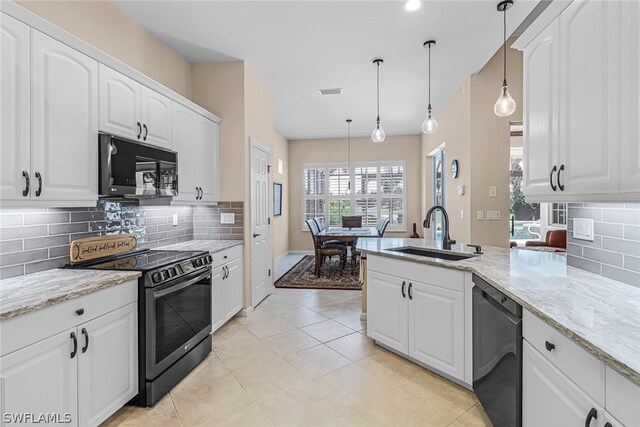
[145,268,212,380]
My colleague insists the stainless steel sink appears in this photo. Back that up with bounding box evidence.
[387,247,476,261]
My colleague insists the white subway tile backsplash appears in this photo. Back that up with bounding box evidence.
[568,202,640,287]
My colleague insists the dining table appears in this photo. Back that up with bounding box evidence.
[315,226,379,244]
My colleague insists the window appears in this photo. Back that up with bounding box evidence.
[431,149,445,240]
[302,162,406,231]
[549,203,567,226]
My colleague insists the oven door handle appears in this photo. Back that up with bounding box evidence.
[153,270,211,299]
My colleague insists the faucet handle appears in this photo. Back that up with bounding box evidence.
[467,244,483,254]
[449,239,456,245]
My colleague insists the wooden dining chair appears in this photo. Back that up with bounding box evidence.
[313,217,346,247]
[306,219,346,276]
[342,215,363,228]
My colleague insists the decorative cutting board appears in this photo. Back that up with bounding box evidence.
[70,234,137,264]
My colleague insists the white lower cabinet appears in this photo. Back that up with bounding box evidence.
[367,256,467,383]
[210,246,244,333]
[0,282,137,427]
[523,340,604,427]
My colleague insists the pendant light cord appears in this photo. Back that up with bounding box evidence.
[502,6,507,85]
[376,62,381,123]
[428,43,432,109]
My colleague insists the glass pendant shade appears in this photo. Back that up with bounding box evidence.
[345,183,352,196]
[403,0,422,12]
[494,83,516,117]
[422,108,438,134]
[371,122,385,143]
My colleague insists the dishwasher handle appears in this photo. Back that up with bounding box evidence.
[476,287,522,326]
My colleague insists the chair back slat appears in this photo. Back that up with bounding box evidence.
[342,215,362,228]
[377,217,390,237]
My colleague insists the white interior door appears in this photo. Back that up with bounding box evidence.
[250,140,273,308]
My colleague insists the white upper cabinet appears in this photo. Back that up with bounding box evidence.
[198,115,220,202]
[172,102,199,202]
[0,13,30,201]
[523,20,560,197]
[559,0,621,195]
[98,65,140,141]
[31,30,98,203]
[140,85,172,149]
[620,0,640,193]
[519,0,634,201]
[99,65,172,149]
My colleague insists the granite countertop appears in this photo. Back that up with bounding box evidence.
[0,269,141,321]
[357,238,640,385]
[157,239,243,253]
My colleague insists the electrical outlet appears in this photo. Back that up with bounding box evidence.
[573,218,594,241]
[457,185,465,196]
[460,209,464,219]
[220,213,235,224]
[172,214,178,226]
[489,186,497,198]
[476,210,484,220]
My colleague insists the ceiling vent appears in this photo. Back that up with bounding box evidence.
[318,88,343,96]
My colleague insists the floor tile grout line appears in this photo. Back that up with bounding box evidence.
[167,391,184,427]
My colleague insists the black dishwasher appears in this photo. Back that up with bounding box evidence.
[472,274,522,427]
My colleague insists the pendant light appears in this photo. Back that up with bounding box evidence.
[403,0,422,12]
[494,0,516,117]
[371,59,386,143]
[345,119,352,195]
[422,40,438,134]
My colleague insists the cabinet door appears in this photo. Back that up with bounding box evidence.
[0,14,31,201]
[171,103,199,202]
[140,86,172,149]
[523,340,604,427]
[523,20,560,197]
[408,281,465,380]
[98,65,140,141]
[77,303,137,427]
[225,258,243,319]
[198,117,220,202]
[366,270,408,354]
[211,265,225,333]
[0,329,78,427]
[620,0,640,193]
[559,0,621,194]
[31,31,98,203]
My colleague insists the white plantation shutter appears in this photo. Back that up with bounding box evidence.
[302,162,406,231]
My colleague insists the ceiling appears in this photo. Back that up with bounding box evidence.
[112,1,539,140]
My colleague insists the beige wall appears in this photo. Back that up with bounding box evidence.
[191,62,246,202]
[421,79,472,243]
[17,0,192,99]
[288,135,423,251]
[421,38,523,248]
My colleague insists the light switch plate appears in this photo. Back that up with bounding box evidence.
[457,185,465,196]
[487,210,502,221]
[460,209,464,219]
[172,214,178,226]
[573,218,594,241]
[220,213,235,224]
[489,186,497,198]
[476,210,484,220]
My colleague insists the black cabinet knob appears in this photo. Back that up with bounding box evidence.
[75,308,85,316]
[545,340,556,351]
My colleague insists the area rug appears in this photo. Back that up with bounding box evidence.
[275,255,362,290]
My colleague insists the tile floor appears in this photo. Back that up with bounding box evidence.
[103,288,492,427]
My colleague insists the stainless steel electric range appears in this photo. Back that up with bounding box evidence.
[69,249,214,406]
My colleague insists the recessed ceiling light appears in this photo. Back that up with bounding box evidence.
[403,0,422,12]
[318,88,343,96]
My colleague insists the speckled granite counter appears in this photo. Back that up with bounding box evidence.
[357,238,640,385]
[0,269,141,321]
[157,239,243,253]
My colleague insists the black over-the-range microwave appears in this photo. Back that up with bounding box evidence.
[98,133,178,199]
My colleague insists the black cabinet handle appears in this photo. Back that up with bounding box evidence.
[585,408,597,427]
[550,165,558,191]
[137,122,142,139]
[401,281,406,298]
[22,171,30,197]
[75,308,84,316]
[604,423,612,427]
[222,266,226,280]
[143,124,148,141]
[558,164,565,191]
[70,332,78,358]
[408,282,413,300]
[81,328,89,353]
[35,172,42,197]
[226,266,229,279]
[545,340,555,351]
[195,187,199,200]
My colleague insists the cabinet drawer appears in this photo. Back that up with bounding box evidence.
[210,245,243,268]
[367,254,465,292]
[523,309,605,405]
[0,280,137,357]
[606,366,640,427]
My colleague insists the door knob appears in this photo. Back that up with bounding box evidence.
[253,233,261,238]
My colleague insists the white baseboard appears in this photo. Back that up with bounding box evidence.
[281,250,314,256]
[237,306,254,317]
[360,312,367,321]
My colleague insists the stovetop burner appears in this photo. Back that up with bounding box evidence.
[69,249,207,273]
